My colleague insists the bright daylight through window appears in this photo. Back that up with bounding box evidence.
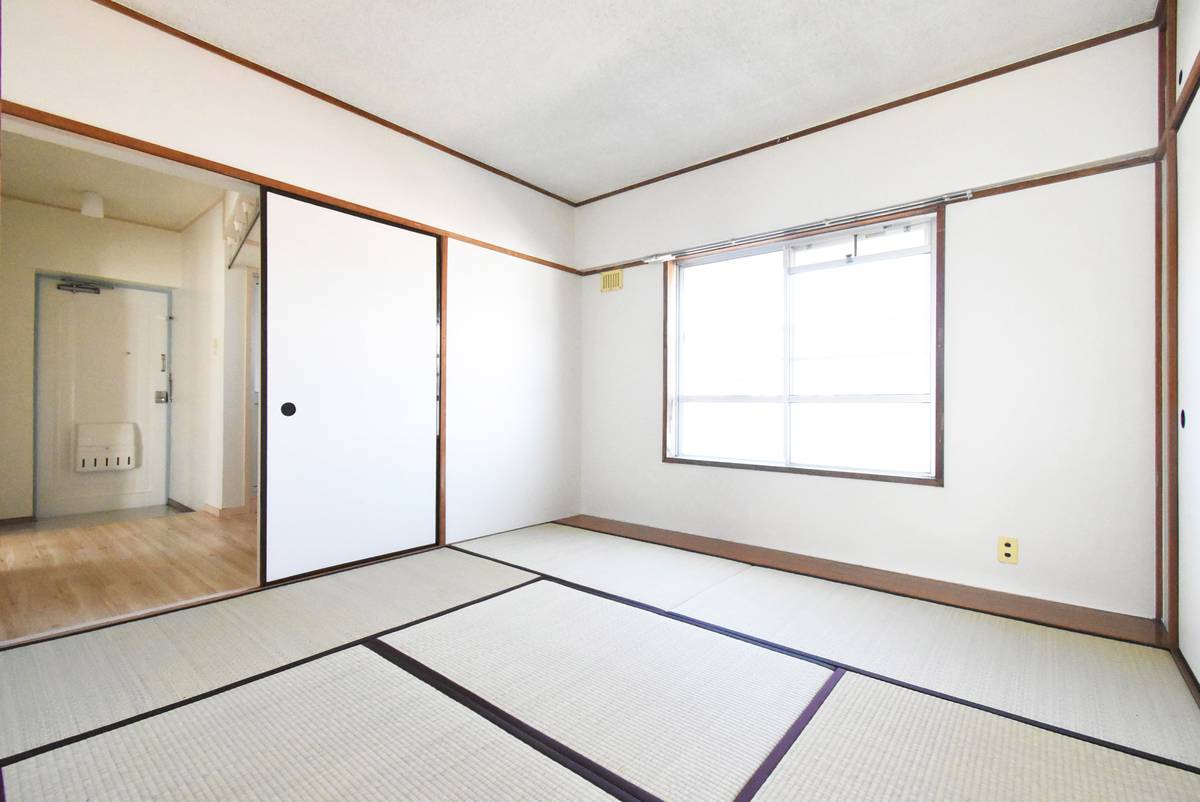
[665,212,941,482]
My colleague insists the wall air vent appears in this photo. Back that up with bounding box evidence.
[600,269,624,293]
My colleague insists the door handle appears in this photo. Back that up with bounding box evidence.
[281,402,296,416]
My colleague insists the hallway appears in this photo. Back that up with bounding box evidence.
[0,509,257,643]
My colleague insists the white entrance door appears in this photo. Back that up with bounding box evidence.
[263,192,438,582]
[35,278,170,517]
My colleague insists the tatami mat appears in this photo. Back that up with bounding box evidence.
[3,646,616,802]
[754,672,1200,801]
[457,522,749,608]
[384,580,832,802]
[677,565,1200,766]
[465,524,1200,766]
[0,547,533,759]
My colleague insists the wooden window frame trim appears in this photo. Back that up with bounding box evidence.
[661,206,946,487]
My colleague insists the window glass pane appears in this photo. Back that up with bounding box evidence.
[678,401,785,463]
[789,402,932,474]
[678,251,784,396]
[790,253,931,396]
[789,235,854,267]
[855,222,930,256]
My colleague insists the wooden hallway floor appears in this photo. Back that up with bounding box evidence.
[0,510,258,643]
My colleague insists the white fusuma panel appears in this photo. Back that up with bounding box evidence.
[264,192,438,581]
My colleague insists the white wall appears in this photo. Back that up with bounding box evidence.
[580,167,1156,617]
[574,30,1157,269]
[221,268,248,509]
[0,0,574,266]
[169,203,229,513]
[446,241,581,541]
[0,198,184,519]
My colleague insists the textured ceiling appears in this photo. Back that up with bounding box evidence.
[2,131,225,230]
[119,0,1156,202]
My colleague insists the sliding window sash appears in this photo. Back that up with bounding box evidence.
[664,209,943,485]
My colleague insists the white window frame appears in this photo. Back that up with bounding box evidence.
[663,209,944,485]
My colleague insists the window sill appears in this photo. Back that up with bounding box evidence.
[662,456,943,487]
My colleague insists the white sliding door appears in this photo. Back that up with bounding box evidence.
[1180,116,1200,662]
[263,192,438,582]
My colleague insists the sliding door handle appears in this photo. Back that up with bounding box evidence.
[281,402,296,416]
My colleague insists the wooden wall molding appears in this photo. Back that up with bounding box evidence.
[575,20,1159,207]
[557,514,1169,648]
[0,100,580,276]
[580,149,1159,275]
[1155,6,1168,629]
[1166,125,1182,647]
[86,0,1154,210]
[1174,647,1200,707]
[88,0,574,206]
[7,97,1156,282]
[963,151,1158,199]
[1160,0,1181,650]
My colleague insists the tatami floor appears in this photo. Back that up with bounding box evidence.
[0,509,258,643]
[1,522,1198,800]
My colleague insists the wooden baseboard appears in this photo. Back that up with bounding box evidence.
[557,514,1167,648]
[200,502,257,519]
[1173,648,1200,707]
[165,498,195,513]
[0,516,36,527]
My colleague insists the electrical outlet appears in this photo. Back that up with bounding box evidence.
[998,537,1019,565]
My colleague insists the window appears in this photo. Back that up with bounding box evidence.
[664,211,942,484]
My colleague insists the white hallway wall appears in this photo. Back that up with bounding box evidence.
[0,199,184,519]
[169,202,231,514]
[0,197,246,519]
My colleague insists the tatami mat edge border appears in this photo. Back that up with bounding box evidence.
[363,638,659,802]
[734,668,846,802]
[449,545,1200,776]
[0,577,542,767]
